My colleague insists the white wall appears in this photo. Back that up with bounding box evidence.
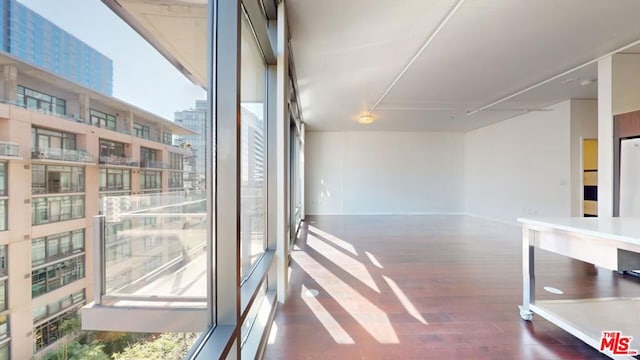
[305,131,464,215]
[612,53,640,116]
[570,99,598,216]
[464,101,573,223]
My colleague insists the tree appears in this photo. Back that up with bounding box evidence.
[112,333,198,360]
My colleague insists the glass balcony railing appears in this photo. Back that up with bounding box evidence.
[95,191,207,304]
[32,147,95,163]
[0,141,19,157]
[0,99,179,146]
[140,159,169,169]
[99,155,139,167]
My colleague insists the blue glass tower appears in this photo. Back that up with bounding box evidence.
[0,0,113,95]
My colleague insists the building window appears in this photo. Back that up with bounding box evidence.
[99,139,125,157]
[31,127,76,158]
[99,169,131,191]
[33,290,85,323]
[33,307,80,352]
[133,123,150,139]
[32,165,84,194]
[0,343,8,360]
[0,162,6,196]
[162,132,173,145]
[140,170,161,190]
[0,246,6,278]
[169,152,183,170]
[31,256,85,298]
[31,195,84,225]
[0,200,5,232]
[32,230,84,267]
[140,147,157,168]
[0,281,6,314]
[17,85,66,116]
[90,109,116,130]
[168,171,183,189]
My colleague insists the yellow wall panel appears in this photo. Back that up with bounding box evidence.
[583,139,598,170]
[583,171,598,186]
[584,200,598,216]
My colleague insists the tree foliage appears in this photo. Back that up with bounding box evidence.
[41,341,109,360]
[112,333,198,360]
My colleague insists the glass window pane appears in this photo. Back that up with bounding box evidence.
[240,13,267,278]
[0,200,5,231]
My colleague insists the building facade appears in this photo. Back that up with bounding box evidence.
[174,100,206,190]
[0,0,113,95]
[0,53,193,359]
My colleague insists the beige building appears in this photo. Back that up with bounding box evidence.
[0,53,194,359]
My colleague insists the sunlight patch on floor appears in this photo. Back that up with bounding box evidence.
[307,234,380,292]
[365,251,383,269]
[294,251,399,344]
[308,226,358,256]
[383,275,428,325]
[300,284,355,344]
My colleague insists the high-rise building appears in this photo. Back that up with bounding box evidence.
[174,100,206,190]
[0,51,194,359]
[0,0,113,95]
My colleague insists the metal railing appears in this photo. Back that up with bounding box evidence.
[0,99,181,146]
[93,191,207,303]
[0,141,19,157]
[140,159,170,169]
[99,155,139,167]
[32,147,95,163]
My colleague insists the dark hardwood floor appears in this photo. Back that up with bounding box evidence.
[262,215,640,360]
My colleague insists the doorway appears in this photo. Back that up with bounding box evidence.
[582,139,597,217]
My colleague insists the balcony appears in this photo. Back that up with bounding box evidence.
[32,148,95,164]
[0,99,178,146]
[99,155,139,167]
[83,191,207,332]
[140,159,169,169]
[0,141,19,158]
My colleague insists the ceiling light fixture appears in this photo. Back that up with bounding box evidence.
[358,112,374,125]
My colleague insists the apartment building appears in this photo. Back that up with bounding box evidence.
[0,51,193,359]
[174,100,206,190]
[0,0,113,95]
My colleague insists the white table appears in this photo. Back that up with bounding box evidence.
[518,217,640,360]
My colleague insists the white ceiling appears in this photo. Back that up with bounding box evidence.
[287,0,640,131]
[104,0,640,132]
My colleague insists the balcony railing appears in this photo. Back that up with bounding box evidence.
[32,147,95,163]
[95,191,207,301]
[0,141,19,157]
[0,99,181,146]
[140,159,169,169]
[99,155,139,167]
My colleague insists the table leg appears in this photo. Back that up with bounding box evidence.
[520,226,535,321]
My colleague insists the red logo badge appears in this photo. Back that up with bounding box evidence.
[600,331,638,355]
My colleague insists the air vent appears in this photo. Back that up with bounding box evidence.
[24,274,30,279]
[24,164,30,170]
[24,199,30,204]
[23,235,30,240]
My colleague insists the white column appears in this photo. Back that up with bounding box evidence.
[597,56,613,217]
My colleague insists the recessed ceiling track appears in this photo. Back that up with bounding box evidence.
[368,0,466,112]
[467,38,640,116]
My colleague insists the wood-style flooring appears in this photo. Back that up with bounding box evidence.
[263,215,640,360]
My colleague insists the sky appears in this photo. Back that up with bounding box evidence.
[18,0,207,121]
